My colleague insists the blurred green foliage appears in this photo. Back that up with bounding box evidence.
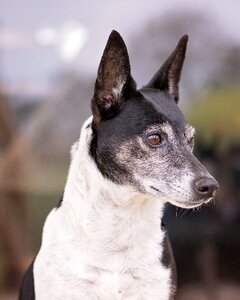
[186,85,240,151]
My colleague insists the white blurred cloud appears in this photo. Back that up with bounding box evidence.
[35,21,89,62]
[35,28,58,46]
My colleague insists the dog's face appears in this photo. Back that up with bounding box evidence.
[90,31,218,208]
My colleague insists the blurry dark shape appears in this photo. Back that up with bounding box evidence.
[214,47,240,86]
[0,93,16,146]
[196,240,218,298]
[0,87,31,290]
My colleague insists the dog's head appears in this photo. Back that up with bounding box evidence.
[90,30,218,208]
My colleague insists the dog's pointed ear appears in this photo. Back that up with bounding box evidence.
[91,30,136,124]
[146,35,188,103]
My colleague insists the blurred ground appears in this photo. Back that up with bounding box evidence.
[0,292,17,300]
[178,283,240,300]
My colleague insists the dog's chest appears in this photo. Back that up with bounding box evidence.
[35,247,171,300]
[35,261,170,300]
[34,208,172,300]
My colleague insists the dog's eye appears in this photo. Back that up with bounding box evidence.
[147,134,162,146]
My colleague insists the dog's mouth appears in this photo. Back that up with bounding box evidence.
[150,185,215,209]
[174,197,214,209]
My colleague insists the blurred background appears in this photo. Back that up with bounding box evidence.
[0,0,239,299]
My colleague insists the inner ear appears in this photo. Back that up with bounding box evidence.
[92,30,136,124]
[146,35,188,103]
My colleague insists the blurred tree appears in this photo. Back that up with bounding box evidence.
[186,85,240,218]
[213,47,240,86]
[24,72,93,163]
[0,87,31,289]
[130,10,240,96]
[186,86,240,151]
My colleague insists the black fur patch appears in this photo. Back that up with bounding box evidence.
[160,227,177,299]
[140,88,186,128]
[19,260,35,300]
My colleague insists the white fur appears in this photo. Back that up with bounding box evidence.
[34,117,172,300]
[112,78,125,99]
[185,125,195,140]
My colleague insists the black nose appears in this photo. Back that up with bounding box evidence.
[194,177,219,198]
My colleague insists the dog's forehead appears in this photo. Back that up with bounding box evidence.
[96,89,187,140]
[139,89,186,127]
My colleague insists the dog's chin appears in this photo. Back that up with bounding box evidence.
[168,196,214,209]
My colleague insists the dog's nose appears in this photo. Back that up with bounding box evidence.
[194,177,219,198]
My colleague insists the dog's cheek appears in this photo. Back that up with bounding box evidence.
[122,149,166,190]
[115,140,148,182]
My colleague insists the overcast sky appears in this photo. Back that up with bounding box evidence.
[0,0,239,96]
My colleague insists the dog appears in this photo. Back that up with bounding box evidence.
[19,30,218,300]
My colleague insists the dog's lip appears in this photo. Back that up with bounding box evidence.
[171,197,214,209]
[178,198,212,208]
[150,185,214,208]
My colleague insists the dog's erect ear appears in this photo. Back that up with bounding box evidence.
[146,35,188,103]
[91,30,136,124]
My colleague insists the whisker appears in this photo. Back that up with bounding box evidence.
[180,208,189,218]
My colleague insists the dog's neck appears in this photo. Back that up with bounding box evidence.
[34,119,172,299]
[61,117,165,254]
